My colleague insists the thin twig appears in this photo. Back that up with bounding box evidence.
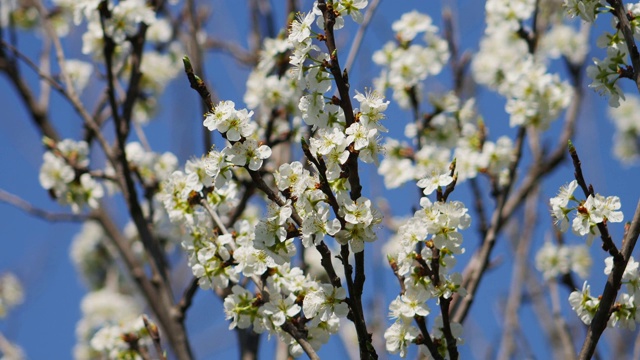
[343,0,381,74]
[0,40,65,93]
[452,126,527,324]
[185,0,213,152]
[34,0,114,161]
[0,189,89,222]
[497,186,539,360]
[143,315,168,360]
[175,277,199,323]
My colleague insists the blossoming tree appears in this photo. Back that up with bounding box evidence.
[2,0,640,359]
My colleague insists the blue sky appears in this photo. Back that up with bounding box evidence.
[2,0,640,359]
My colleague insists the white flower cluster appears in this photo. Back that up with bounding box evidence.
[73,289,147,360]
[535,241,592,280]
[89,316,152,360]
[570,256,640,330]
[474,1,573,129]
[223,268,344,357]
[62,59,94,94]
[539,24,589,66]
[580,3,640,107]
[608,95,640,163]
[372,10,449,109]
[124,142,178,187]
[564,0,607,23]
[70,221,113,288]
[39,139,104,213]
[485,0,536,33]
[53,0,156,53]
[159,148,237,225]
[549,180,623,245]
[244,37,303,140]
[378,92,515,189]
[0,273,24,319]
[158,101,347,354]
[384,196,470,357]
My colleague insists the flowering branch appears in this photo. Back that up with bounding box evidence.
[607,0,640,91]
[497,186,540,359]
[579,199,640,358]
[317,2,375,358]
[568,141,622,261]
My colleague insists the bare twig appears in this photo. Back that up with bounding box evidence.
[0,189,89,222]
[548,279,578,359]
[452,126,527,324]
[497,186,539,360]
[96,0,171,287]
[0,40,65,93]
[343,0,381,73]
[34,0,113,161]
[204,37,258,65]
[185,0,213,152]
[143,315,168,360]
[175,277,199,323]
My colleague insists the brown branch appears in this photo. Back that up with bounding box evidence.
[281,322,320,360]
[183,56,214,112]
[35,1,113,159]
[414,316,444,360]
[0,40,65,93]
[442,7,470,97]
[0,43,59,142]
